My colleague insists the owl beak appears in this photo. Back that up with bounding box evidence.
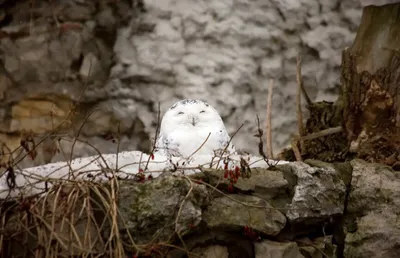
[191,117,196,126]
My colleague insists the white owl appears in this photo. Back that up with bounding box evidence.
[155,99,235,158]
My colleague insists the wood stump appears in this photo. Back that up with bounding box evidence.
[341,3,400,166]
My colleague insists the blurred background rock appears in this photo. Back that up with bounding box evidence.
[0,0,363,168]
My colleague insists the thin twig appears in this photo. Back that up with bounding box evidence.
[300,126,343,141]
[266,79,274,158]
[174,176,193,255]
[187,133,211,159]
[116,122,121,171]
[296,56,305,154]
[255,115,266,159]
[295,56,312,106]
[215,124,244,169]
[69,58,93,163]
[254,116,275,166]
[144,102,161,171]
[291,138,302,162]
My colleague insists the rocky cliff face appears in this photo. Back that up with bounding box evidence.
[0,0,361,168]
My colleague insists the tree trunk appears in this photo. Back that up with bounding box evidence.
[341,3,400,166]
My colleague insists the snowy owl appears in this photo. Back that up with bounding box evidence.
[155,99,235,158]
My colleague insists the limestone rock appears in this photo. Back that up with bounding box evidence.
[191,245,229,258]
[202,168,293,208]
[344,159,400,257]
[79,52,102,79]
[10,97,71,133]
[164,224,255,257]
[279,162,346,226]
[202,162,347,236]
[297,236,337,258]
[202,194,286,236]
[114,174,210,244]
[345,210,400,258]
[347,159,400,213]
[254,240,304,258]
[0,0,149,169]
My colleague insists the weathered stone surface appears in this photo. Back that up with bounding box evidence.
[10,97,72,133]
[165,227,255,258]
[344,159,400,257]
[205,168,288,193]
[347,159,400,213]
[192,245,229,258]
[254,240,304,258]
[202,162,347,236]
[202,194,286,236]
[115,174,210,244]
[202,168,293,208]
[279,162,346,225]
[297,236,337,258]
[345,210,400,258]
[0,0,150,169]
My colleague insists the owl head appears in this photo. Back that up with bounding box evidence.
[159,99,225,133]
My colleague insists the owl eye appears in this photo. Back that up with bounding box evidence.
[178,111,184,115]
[199,110,206,113]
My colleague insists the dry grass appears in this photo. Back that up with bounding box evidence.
[1,179,130,257]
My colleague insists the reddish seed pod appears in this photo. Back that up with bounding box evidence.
[224,163,228,170]
[151,154,154,160]
[235,166,240,177]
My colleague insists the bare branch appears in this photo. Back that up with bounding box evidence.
[266,79,274,159]
[144,102,161,171]
[296,56,305,154]
[187,133,211,159]
[300,126,343,141]
[291,138,303,162]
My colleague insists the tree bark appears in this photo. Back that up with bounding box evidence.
[341,3,400,166]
